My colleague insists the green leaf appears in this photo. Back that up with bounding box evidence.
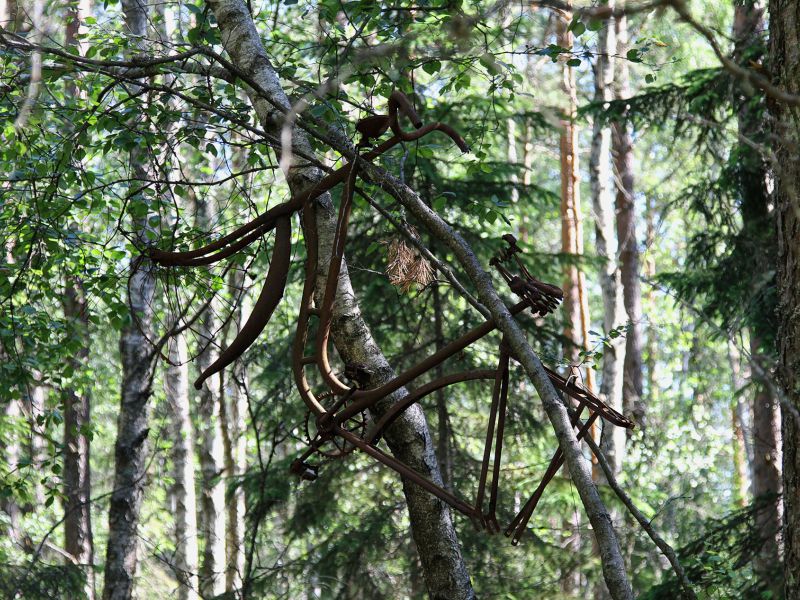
[571,22,585,36]
[422,60,441,75]
[566,58,581,67]
[588,19,603,31]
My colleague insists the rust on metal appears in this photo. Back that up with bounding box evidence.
[150,91,634,545]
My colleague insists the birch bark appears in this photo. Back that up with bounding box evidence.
[590,2,626,479]
[103,1,158,597]
[165,333,200,600]
[193,193,227,599]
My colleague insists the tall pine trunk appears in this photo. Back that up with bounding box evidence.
[62,283,95,597]
[727,342,751,507]
[103,1,157,597]
[768,0,800,596]
[557,5,591,594]
[558,5,592,378]
[733,2,784,587]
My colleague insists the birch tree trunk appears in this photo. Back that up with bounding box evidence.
[203,1,474,597]
[508,118,519,205]
[221,268,247,593]
[1,393,21,541]
[590,1,626,480]
[768,0,800,596]
[165,332,200,600]
[521,122,534,242]
[612,2,644,424]
[432,281,453,491]
[103,1,158,597]
[193,193,227,599]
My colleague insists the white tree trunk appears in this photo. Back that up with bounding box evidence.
[590,1,626,479]
[103,1,158,598]
[221,269,247,593]
[165,332,200,600]
[194,193,227,599]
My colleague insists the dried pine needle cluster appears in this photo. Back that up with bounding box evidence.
[384,226,434,293]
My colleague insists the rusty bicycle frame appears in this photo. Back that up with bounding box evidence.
[149,91,634,545]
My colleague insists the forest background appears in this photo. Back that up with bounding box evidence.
[1,0,798,598]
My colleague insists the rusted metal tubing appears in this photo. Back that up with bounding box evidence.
[194,216,292,390]
[291,133,427,415]
[486,346,510,530]
[152,221,274,268]
[150,133,407,267]
[508,410,601,546]
[388,90,423,128]
[333,301,530,424]
[364,369,497,445]
[543,366,633,429]
[149,197,302,264]
[387,91,470,152]
[292,193,328,416]
[395,121,471,153]
[475,348,507,518]
[315,148,362,395]
[505,402,587,536]
[152,85,640,541]
[335,425,480,519]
